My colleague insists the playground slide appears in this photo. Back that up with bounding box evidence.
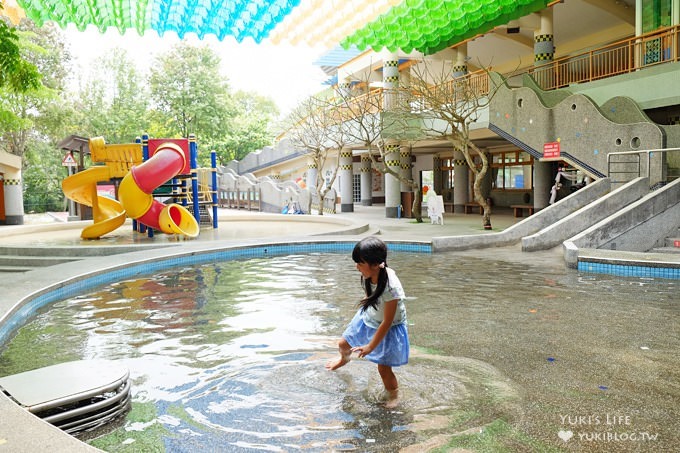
[118,142,199,237]
[61,166,127,239]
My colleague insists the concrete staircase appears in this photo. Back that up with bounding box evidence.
[0,244,173,274]
[651,228,680,255]
[0,250,79,273]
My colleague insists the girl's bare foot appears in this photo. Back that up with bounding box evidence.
[325,355,350,370]
[383,388,399,408]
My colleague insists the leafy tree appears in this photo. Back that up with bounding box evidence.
[0,21,68,162]
[22,141,64,212]
[0,17,41,94]
[0,17,42,153]
[148,42,236,160]
[70,47,149,142]
[219,90,278,163]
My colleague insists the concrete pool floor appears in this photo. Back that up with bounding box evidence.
[0,206,673,451]
[0,206,540,452]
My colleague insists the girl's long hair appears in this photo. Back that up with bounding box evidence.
[352,237,388,312]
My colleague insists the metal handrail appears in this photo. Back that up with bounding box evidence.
[607,147,680,182]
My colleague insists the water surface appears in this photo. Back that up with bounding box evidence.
[0,251,676,452]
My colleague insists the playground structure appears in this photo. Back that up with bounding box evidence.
[62,134,218,240]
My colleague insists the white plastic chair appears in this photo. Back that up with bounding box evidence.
[427,194,445,225]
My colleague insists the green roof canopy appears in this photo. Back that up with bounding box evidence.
[341,0,550,55]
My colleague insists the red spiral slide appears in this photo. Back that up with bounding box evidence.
[118,142,199,237]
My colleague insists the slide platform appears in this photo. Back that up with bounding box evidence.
[61,166,126,239]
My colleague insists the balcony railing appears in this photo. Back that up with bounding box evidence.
[530,25,679,90]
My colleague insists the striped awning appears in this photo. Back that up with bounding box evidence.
[8,0,549,55]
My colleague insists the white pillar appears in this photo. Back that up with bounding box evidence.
[339,148,354,212]
[3,173,24,225]
[534,160,552,209]
[453,43,468,78]
[360,154,372,206]
[384,142,401,218]
[452,151,469,213]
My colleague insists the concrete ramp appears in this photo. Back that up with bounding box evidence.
[564,178,680,267]
[432,178,610,251]
[522,178,650,251]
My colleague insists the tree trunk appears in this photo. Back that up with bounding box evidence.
[412,187,423,223]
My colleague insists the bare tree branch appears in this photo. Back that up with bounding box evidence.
[284,95,349,215]
[408,61,502,229]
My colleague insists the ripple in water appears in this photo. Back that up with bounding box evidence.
[0,252,676,452]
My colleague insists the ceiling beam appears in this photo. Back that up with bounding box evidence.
[580,0,635,25]
[490,29,534,49]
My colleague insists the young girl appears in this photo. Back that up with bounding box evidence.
[326,236,409,406]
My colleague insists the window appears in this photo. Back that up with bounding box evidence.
[439,158,454,189]
[353,174,361,202]
[642,0,672,33]
[492,151,534,190]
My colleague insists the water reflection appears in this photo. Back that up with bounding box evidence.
[0,251,677,452]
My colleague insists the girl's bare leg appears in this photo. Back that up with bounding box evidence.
[378,364,399,407]
[326,338,352,370]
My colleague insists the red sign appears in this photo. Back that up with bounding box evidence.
[543,141,561,158]
[62,152,77,166]
[674,240,680,248]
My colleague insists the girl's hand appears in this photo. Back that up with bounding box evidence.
[351,344,374,358]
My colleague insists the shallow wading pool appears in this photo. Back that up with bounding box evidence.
[0,246,677,452]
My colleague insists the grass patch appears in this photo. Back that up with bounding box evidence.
[88,402,170,453]
[433,418,565,453]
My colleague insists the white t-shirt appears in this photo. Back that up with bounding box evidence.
[361,267,407,329]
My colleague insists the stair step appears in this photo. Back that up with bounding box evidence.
[0,255,80,267]
[650,247,680,254]
[0,265,34,273]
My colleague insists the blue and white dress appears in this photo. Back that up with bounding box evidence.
[342,267,409,367]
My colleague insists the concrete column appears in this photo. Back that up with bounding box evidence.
[339,148,354,212]
[399,145,412,192]
[2,175,24,225]
[381,51,402,217]
[337,66,352,99]
[534,160,552,209]
[306,157,318,195]
[453,43,468,78]
[337,81,352,99]
[360,154,372,206]
[382,52,399,110]
[534,9,554,87]
[452,151,469,213]
[384,142,401,218]
[534,9,554,65]
[433,156,442,192]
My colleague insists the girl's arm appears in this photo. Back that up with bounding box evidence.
[352,299,398,358]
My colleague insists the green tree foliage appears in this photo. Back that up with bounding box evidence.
[71,47,149,142]
[0,20,73,213]
[0,21,69,161]
[22,141,65,213]
[0,17,41,142]
[218,90,278,164]
[148,42,236,162]
[0,17,41,93]
[1,21,280,213]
